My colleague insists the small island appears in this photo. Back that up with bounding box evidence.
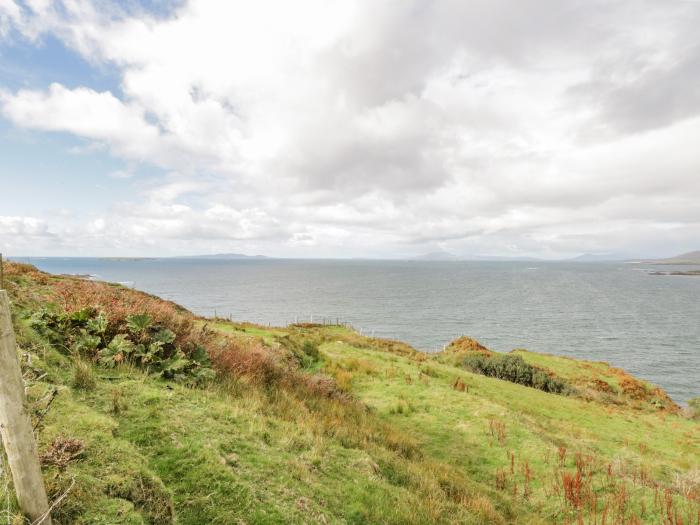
[649,269,700,276]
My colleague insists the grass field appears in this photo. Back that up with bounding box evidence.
[1,262,698,524]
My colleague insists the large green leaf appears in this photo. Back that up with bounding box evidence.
[153,328,176,344]
[87,312,108,335]
[72,331,102,354]
[126,313,152,334]
[70,307,95,324]
[190,345,211,366]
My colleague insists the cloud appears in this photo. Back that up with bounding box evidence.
[108,168,135,179]
[0,215,52,236]
[0,0,699,257]
[0,0,21,37]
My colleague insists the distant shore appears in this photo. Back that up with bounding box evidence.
[649,270,700,276]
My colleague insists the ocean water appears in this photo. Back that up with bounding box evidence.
[20,257,700,403]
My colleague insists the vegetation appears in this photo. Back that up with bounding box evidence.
[689,398,700,420]
[28,295,214,384]
[458,353,570,394]
[1,261,698,524]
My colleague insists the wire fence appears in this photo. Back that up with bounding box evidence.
[0,447,15,525]
[210,310,355,329]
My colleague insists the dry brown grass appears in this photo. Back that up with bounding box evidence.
[452,377,467,392]
[488,419,507,446]
[444,336,492,355]
[40,437,85,469]
[48,278,195,343]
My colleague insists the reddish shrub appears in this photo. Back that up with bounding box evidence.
[208,338,283,387]
[47,278,194,344]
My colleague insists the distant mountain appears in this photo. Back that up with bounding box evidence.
[413,252,540,262]
[178,253,269,259]
[469,255,541,262]
[413,251,460,261]
[644,250,700,265]
[566,253,621,262]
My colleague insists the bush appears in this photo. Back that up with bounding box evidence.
[688,398,700,420]
[275,334,322,369]
[302,340,320,361]
[208,338,283,388]
[30,307,213,384]
[460,353,569,394]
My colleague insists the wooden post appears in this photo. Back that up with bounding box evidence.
[0,290,52,524]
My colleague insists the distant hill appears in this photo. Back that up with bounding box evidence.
[566,253,621,262]
[413,251,540,262]
[645,250,700,265]
[471,254,541,262]
[413,251,460,261]
[178,253,268,260]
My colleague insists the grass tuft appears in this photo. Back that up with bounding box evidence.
[72,358,96,391]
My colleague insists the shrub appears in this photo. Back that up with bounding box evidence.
[688,398,700,420]
[208,338,284,388]
[47,278,193,344]
[301,340,320,361]
[460,353,569,394]
[420,366,439,378]
[275,334,322,369]
[30,307,213,384]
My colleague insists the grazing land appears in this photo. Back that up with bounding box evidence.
[1,262,698,524]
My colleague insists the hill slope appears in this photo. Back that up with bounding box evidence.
[647,250,700,264]
[1,262,698,524]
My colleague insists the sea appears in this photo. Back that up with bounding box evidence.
[17,257,700,403]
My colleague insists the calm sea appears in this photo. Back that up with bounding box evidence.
[19,257,700,403]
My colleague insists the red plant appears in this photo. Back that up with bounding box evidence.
[558,445,567,465]
[563,470,583,508]
[523,460,533,499]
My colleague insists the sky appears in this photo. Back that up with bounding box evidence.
[1,0,699,259]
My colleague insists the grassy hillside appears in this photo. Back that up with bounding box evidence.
[1,262,698,524]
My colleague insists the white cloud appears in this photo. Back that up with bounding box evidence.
[1,0,699,257]
[0,0,21,37]
[0,215,52,236]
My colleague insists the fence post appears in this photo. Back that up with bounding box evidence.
[0,290,53,524]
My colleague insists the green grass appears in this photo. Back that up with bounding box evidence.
[204,319,288,345]
[9,345,490,524]
[320,341,700,523]
[2,263,699,524]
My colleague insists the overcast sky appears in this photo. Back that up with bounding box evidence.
[1,0,699,259]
